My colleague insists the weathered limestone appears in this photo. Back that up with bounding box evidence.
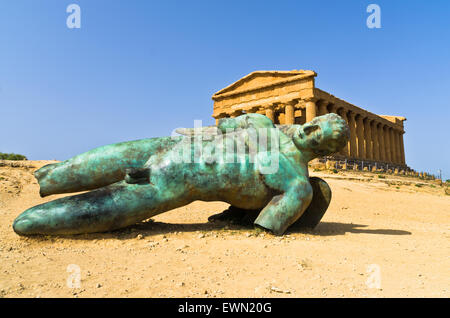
[400,132,406,164]
[326,160,336,170]
[371,121,380,161]
[395,130,402,164]
[384,126,391,162]
[285,102,295,125]
[395,133,402,164]
[355,115,365,159]
[337,108,349,156]
[305,99,317,123]
[378,124,386,162]
[364,118,373,160]
[212,69,407,167]
[389,128,396,164]
[347,112,358,158]
[265,107,275,122]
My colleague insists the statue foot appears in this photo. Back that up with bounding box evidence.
[208,206,260,226]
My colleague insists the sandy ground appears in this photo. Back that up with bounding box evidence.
[0,160,449,298]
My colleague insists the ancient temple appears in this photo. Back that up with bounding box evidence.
[212,70,407,168]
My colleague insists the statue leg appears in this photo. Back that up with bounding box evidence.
[13,180,190,235]
[35,137,180,197]
[209,177,331,230]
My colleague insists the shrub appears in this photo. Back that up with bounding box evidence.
[378,175,385,179]
[0,152,27,161]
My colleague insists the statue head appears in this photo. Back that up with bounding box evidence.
[293,113,350,159]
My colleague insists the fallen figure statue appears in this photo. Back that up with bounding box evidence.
[13,113,349,236]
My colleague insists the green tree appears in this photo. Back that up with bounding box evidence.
[0,152,27,160]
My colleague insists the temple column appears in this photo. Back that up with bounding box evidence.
[364,118,373,160]
[337,108,349,156]
[378,124,386,162]
[327,103,337,114]
[318,100,329,116]
[395,130,403,164]
[389,128,396,164]
[400,131,406,165]
[305,98,317,123]
[391,130,397,163]
[395,130,402,164]
[392,131,397,164]
[355,114,365,159]
[391,129,398,164]
[345,110,352,156]
[284,101,295,125]
[390,128,396,163]
[347,112,357,158]
[383,126,391,162]
[265,106,275,122]
[371,121,380,161]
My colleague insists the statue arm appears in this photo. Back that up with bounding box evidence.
[254,154,313,235]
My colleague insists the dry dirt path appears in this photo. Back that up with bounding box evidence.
[0,161,449,298]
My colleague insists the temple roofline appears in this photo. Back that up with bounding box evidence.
[212,70,316,100]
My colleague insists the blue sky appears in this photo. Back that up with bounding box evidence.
[0,0,449,179]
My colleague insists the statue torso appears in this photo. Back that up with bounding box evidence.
[144,129,308,209]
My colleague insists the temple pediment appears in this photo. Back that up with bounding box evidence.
[212,70,316,100]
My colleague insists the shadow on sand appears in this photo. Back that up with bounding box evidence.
[295,222,412,236]
[21,215,411,241]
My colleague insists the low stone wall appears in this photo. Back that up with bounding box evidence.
[315,156,411,173]
[310,156,442,181]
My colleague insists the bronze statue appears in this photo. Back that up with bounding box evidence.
[13,113,349,236]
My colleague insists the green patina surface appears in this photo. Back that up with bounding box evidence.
[13,113,349,236]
